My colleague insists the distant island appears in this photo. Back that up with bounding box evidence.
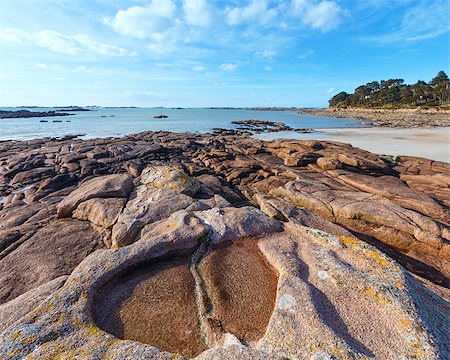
[0,110,73,119]
[55,107,91,112]
[329,70,450,109]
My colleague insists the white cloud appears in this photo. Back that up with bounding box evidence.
[226,0,278,26]
[223,1,345,31]
[326,87,335,94]
[0,73,5,80]
[72,34,128,56]
[291,0,345,32]
[0,28,130,56]
[255,49,277,59]
[52,77,66,81]
[303,1,344,31]
[0,29,78,55]
[366,0,450,42]
[183,0,212,27]
[220,62,238,71]
[193,65,206,71]
[264,66,273,71]
[105,0,177,40]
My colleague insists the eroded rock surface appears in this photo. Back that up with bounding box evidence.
[198,238,278,344]
[94,257,206,358]
[0,131,448,359]
[0,219,102,304]
[0,212,447,360]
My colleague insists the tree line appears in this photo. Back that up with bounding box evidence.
[329,71,450,109]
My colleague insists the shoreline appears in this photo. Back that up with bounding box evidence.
[255,126,450,163]
[298,107,450,128]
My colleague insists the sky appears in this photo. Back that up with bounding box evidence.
[0,0,449,107]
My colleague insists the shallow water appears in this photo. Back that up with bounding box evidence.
[0,107,361,141]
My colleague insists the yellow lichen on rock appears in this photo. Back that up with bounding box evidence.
[363,249,390,267]
[362,286,392,305]
[338,236,360,247]
[399,318,412,331]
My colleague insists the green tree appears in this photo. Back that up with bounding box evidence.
[366,81,380,92]
[411,80,432,105]
[328,72,449,108]
[400,86,414,105]
[329,91,350,107]
[430,70,450,105]
[354,85,371,105]
[385,86,401,104]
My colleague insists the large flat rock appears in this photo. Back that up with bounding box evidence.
[57,174,134,217]
[0,208,447,359]
[0,219,103,304]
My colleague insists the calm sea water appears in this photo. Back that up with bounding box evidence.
[0,107,362,141]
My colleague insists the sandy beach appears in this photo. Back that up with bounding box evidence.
[256,127,450,162]
[298,108,450,128]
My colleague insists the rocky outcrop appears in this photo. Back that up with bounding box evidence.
[0,131,448,359]
[0,275,68,333]
[56,174,134,217]
[0,219,103,304]
[0,211,447,359]
[0,110,72,119]
[231,119,313,134]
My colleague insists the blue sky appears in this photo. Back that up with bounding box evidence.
[0,0,449,107]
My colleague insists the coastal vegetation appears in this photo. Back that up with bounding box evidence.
[329,71,450,109]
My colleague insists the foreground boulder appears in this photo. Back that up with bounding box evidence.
[0,209,447,359]
[57,174,134,217]
[0,219,103,304]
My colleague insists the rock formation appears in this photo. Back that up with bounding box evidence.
[0,110,73,119]
[0,131,448,359]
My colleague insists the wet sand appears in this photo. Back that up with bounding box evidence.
[256,127,450,162]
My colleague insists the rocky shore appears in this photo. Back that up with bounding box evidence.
[0,130,449,359]
[0,110,73,119]
[298,108,450,128]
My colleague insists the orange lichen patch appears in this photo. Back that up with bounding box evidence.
[399,318,412,330]
[38,340,110,360]
[407,340,427,359]
[19,334,39,348]
[362,286,392,305]
[332,346,345,358]
[12,331,22,340]
[82,324,105,337]
[338,236,360,247]
[363,249,390,267]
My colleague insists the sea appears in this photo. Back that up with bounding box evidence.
[0,107,362,141]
